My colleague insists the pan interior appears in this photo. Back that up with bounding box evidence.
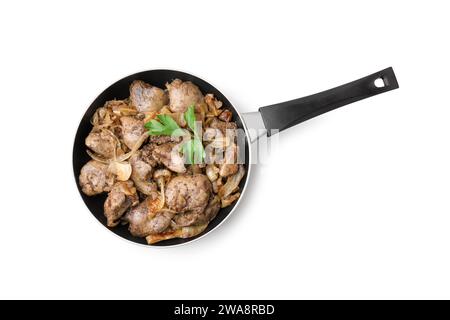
[73,70,250,246]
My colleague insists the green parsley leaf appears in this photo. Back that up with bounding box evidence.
[184,105,199,137]
[192,137,205,163]
[145,114,184,136]
[182,139,194,164]
[182,137,204,164]
[182,105,205,164]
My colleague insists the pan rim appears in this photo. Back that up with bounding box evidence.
[73,68,253,248]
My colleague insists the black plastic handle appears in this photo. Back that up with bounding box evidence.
[259,67,399,136]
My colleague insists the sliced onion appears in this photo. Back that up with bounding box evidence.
[218,165,245,198]
[145,224,208,244]
[108,161,132,181]
[206,164,219,182]
[153,169,171,181]
[212,176,222,194]
[208,136,231,149]
[87,149,132,181]
[103,128,122,158]
[112,107,138,116]
[117,132,149,162]
[221,192,241,208]
[86,149,109,164]
[205,94,222,116]
[122,183,137,197]
[91,107,114,127]
[156,178,165,211]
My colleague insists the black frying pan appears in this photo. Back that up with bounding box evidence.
[73,68,399,246]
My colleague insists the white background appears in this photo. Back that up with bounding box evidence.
[1,0,449,299]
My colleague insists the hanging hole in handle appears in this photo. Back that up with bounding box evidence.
[374,77,386,88]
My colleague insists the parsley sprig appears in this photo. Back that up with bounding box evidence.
[183,105,205,164]
[144,114,185,136]
[145,105,204,164]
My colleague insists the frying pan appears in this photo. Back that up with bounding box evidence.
[73,67,399,247]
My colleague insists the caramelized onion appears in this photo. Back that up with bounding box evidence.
[221,192,241,208]
[108,161,132,181]
[156,179,165,211]
[117,132,149,162]
[112,107,138,116]
[206,164,219,182]
[208,136,231,149]
[145,224,208,244]
[86,149,109,164]
[218,165,245,198]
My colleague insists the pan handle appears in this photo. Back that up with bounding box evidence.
[258,67,399,136]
